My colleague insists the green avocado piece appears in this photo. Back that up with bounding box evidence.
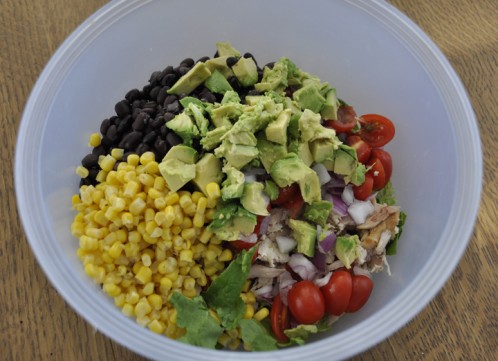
[333,144,358,176]
[320,88,340,120]
[179,96,205,109]
[205,56,235,78]
[298,109,336,143]
[187,103,209,136]
[244,95,264,106]
[254,58,289,92]
[159,158,196,192]
[297,141,313,167]
[214,140,259,169]
[241,182,270,216]
[216,41,241,57]
[165,112,199,146]
[288,219,317,257]
[292,83,326,113]
[221,165,245,200]
[210,103,244,127]
[303,201,333,227]
[265,109,291,145]
[207,202,257,241]
[200,126,230,151]
[221,90,241,104]
[204,69,233,94]
[167,62,212,95]
[299,170,321,204]
[232,57,259,87]
[192,153,223,195]
[264,179,279,201]
[309,138,337,163]
[223,130,257,146]
[163,145,198,164]
[256,136,288,173]
[335,235,360,269]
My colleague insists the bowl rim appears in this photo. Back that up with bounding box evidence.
[15,0,482,360]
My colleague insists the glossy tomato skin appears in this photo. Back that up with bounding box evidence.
[288,280,326,324]
[346,275,374,313]
[272,183,300,206]
[353,173,374,200]
[321,270,353,316]
[324,105,357,134]
[271,294,290,343]
[371,148,392,183]
[367,157,387,191]
[346,135,372,164]
[282,192,305,219]
[359,114,395,148]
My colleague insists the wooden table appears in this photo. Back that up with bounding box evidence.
[1,1,496,360]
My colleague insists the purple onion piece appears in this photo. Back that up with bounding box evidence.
[311,251,328,272]
[319,233,337,253]
[258,215,271,235]
[331,194,348,216]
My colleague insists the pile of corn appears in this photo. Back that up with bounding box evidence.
[71,136,268,346]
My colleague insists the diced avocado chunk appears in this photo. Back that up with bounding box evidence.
[264,180,279,201]
[192,153,223,195]
[214,140,258,169]
[298,109,336,143]
[163,145,198,164]
[257,136,288,173]
[335,235,360,269]
[222,130,257,147]
[221,165,245,200]
[296,141,313,167]
[346,163,367,186]
[265,109,291,145]
[241,182,270,216]
[166,112,199,146]
[232,57,259,87]
[254,58,289,92]
[309,138,337,163]
[200,126,230,151]
[207,202,257,241]
[179,96,205,109]
[221,90,241,104]
[288,219,317,257]
[303,201,333,227]
[167,62,212,95]
[205,56,234,78]
[333,144,358,176]
[216,41,241,57]
[269,153,321,203]
[210,103,244,127]
[159,158,196,192]
[244,95,264,106]
[204,69,233,94]
[292,83,326,113]
[320,88,340,120]
[187,103,209,136]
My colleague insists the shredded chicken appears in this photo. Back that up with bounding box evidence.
[360,211,400,250]
[357,204,401,230]
[257,235,290,267]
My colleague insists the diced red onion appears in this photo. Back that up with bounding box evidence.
[353,265,372,279]
[275,236,297,254]
[322,192,334,203]
[278,271,296,305]
[312,163,331,185]
[318,232,336,253]
[341,185,355,205]
[288,253,319,280]
[311,251,328,272]
[325,174,346,188]
[329,259,345,271]
[348,200,375,224]
[313,271,333,288]
[239,233,258,244]
[258,215,271,235]
[248,265,286,279]
[331,194,348,216]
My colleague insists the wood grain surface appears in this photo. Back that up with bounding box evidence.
[1,0,496,360]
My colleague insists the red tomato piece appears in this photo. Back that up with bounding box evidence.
[270,294,290,343]
[320,270,353,316]
[346,275,373,313]
[287,280,326,324]
[358,114,395,148]
[346,135,372,164]
[366,157,387,191]
[323,105,358,133]
[371,148,392,183]
[353,173,374,200]
[282,193,305,219]
[272,183,300,205]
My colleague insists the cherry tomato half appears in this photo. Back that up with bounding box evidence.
[324,105,358,133]
[358,114,395,148]
[282,192,305,219]
[270,294,290,343]
[353,173,374,200]
[288,280,326,324]
[346,135,372,164]
[272,183,300,205]
[346,275,374,313]
[366,157,387,191]
[321,270,353,316]
[371,148,392,184]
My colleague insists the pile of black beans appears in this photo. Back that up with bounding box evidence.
[80,52,270,186]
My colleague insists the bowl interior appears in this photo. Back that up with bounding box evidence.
[16,1,481,360]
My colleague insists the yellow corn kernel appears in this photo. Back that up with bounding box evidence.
[136,315,151,327]
[245,292,256,304]
[79,235,99,251]
[135,266,152,284]
[159,277,173,295]
[148,294,163,310]
[205,208,216,221]
[243,304,255,319]
[120,212,134,228]
[140,151,155,165]
[123,180,140,198]
[168,308,177,324]
[218,248,233,262]
[129,197,146,215]
[128,230,141,244]
[146,221,162,238]
[192,213,205,228]
[124,243,140,258]
[197,273,208,287]
[180,217,193,229]
[179,249,193,264]
[183,277,196,291]
[148,187,163,200]
[204,265,218,277]
[142,282,155,296]
[154,197,167,210]
[71,194,81,206]
[126,153,140,166]
[209,235,222,245]
[103,283,121,297]
[218,332,230,347]
[179,194,193,209]
[171,225,182,235]
[182,288,198,298]
[134,298,152,318]
[121,303,134,317]
[154,211,167,226]
[71,222,85,237]
[180,228,196,242]
[76,166,89,178]
[144,161,159,174]
[205,182,220,199]
[99,154,117,172]
[189,265,202,279]
[199,228,213,244]
[172,205,184,226]
[89,132,101,147]
[138,173,155,187]
[126,290,140,305]
[153,176,166,191]
[141,254,152,268]
[145,208,155,222]
[96,170,108,183]
[253,307,270,321]
[148,319,165,334]
[227,338,241,350]
[108,242,123,259]
[158,257,178,275]
[164,192,179,206]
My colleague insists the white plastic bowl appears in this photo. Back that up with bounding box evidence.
[15,0,482,360]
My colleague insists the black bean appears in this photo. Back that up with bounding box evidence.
[92,145,106,156]
[132,112,149,131]
[131,99,142,110]
[226,56,238,67]
[163,94,177,106]
[199,89,216,103]
[142,84,152,97]
[119,131,143,150]
[160,125,168,137]
[100,118,111,135]
[151,116,164,129]
[125,88,141,103]
[135,143,150,155]
[149,85,161,100]
[180,58,195,67]
[80,178,91,187]
[162,73,177,86]
[213,50,219,57]
[131,108,141,120]
[264,62,275,70]
[88,168,99,179]
[247,89,260,96]
[115,100,130,118]
[166,132,182,147]
[177,93,188,100]
[164,112,175,122]
[106,124,119,142]
[197,56,210,63]
[156,86,169,105]
[154,138,169,158]
[113,160,121,171]
[116,115,132,134]
[143,131,157,144]
[149,70,162,85]
[165,101,180,114]
[228,76,240,89]
[178,66,190,76]
[81,153,99,168]
[243,52,255,60]
[162,65,174,76]
[258,69,264,82]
